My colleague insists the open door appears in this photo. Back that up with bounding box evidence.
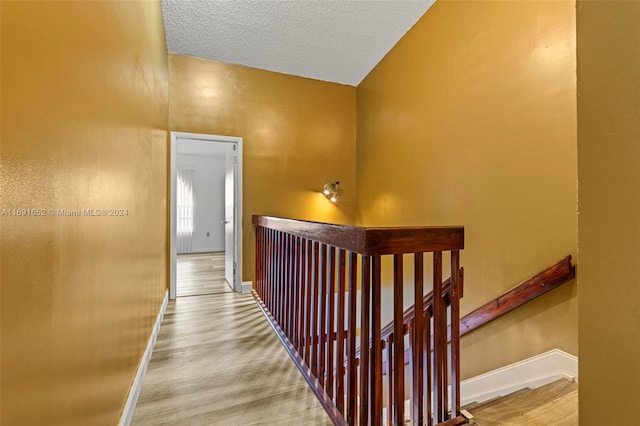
[169,132,243,299]
[224,145,236,290]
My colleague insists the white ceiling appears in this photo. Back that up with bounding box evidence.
[161,0,435,87]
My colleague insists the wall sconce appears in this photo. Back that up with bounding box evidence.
[322,181,341,203]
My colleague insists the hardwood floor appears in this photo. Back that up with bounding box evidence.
[177,252,228,297]
[131,254,332,425]
[466,379,578,425]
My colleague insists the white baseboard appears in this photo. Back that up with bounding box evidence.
[241,281,252,293]
[177,249,225,254]
[460,349,578,406]
[118,290,169,426]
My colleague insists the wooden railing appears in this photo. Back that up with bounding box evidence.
[253,215,466,426]
[375,255,575,374]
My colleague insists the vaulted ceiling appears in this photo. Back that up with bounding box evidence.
[161,0,435,86]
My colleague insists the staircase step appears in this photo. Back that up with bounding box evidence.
[468,379,577,426]
[507,390,578,426]
[463,387,533,412]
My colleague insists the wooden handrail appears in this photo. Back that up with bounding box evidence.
[380,255,574,343]
[376,255,575,375]
[252,215,464,255]
[460,255,575,335]
[253,215,466,426]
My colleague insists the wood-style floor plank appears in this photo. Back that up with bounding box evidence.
[132,255,332,425]
[177,252,228,297]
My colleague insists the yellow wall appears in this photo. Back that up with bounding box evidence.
[577,1,640,423]
[168,54,357,281]
[1,1,168,424]
[356,0,578,378]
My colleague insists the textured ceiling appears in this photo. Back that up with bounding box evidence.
[161,0,435,86]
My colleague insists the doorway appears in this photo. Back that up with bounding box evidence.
[169,132,243,299]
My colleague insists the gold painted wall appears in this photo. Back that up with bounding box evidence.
[168,54,357,281]
[577,1,640,423]
[1,1,168,424]
[356,0,578,378]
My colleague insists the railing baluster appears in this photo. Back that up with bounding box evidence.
[261,227,266,297]
[336,249,347,414]
[297,238,307,354]
[266,229,272,308]
[326,246,337,399]
[279,231,285,326]
[304,239,313,366]
[274,231,280,323]
[282,233,289,335]
[319,244,328,387]
[262,229,267,304]
[414,252,425,425]
[360,255,371,425]
[270,229,276,311]
[281,232,287,329]
[346,252,358,425]
[387,335,394,426]
[433,251,445,422]
[370,255,382,426]
[450,250,461,418]
[271,230,277,321]
[282,232,286,326]
[287,234,294,337]
[290,235,296,338]
[283,232,287,326]
[273,230,278,313]
[255,227,261,297]
[393,254,404,426]
[408,319,415,425]
[311,241,320,377]
[291,236,299,346]
[425,309,432,426]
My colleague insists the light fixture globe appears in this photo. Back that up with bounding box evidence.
[322,181,340,202]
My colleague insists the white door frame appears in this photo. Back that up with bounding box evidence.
[169,131,243,299]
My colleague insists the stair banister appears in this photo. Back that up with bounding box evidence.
[253,215,465,426]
